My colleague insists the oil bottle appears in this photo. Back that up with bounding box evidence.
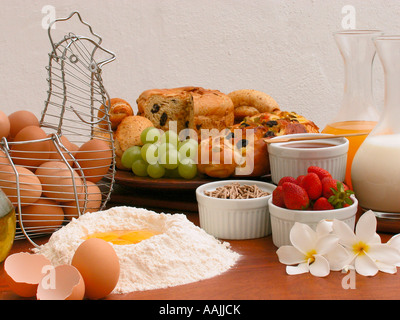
[0,188,16,262]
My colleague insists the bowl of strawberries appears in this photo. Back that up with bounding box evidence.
[269,166,358,248]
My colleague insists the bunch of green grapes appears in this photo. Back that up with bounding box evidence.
[121,127,198,179]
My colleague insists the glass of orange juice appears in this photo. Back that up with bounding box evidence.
[322,120,376,189]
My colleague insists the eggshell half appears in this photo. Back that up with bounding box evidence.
[36,265,85,300]
[71,238,120,300]
[4,252,52,297]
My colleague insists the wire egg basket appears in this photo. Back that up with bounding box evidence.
[0,12,116,248]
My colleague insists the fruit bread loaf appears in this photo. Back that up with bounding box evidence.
[136,87,234,138]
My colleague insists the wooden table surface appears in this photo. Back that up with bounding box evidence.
[2,181,400,301]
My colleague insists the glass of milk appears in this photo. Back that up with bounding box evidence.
[352,35,400,215]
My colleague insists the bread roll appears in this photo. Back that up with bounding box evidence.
[114,116,154,157]
[228,89,280,123]
[98,98,134,130]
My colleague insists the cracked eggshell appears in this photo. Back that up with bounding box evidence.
[36,265,85,300]
[4,252,51,297]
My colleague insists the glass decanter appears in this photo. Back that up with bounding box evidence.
[0,188,16,262]
[322,30,382,189]
[352,35,400,215]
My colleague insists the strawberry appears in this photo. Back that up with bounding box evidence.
[321,177,338,199]
[296,175,306,185]
[272,186,285,208]
[322,177,355,209]
[313,197,334,211]
[278,176,298,186]
[282,182,310,210]
[308,166,332,181]
[299,172,322,200]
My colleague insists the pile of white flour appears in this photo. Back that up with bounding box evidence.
[34,206,240,294]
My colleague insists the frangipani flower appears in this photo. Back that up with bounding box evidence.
[387,234,400,267]
[276,221,349,277]
[332,210,400,276]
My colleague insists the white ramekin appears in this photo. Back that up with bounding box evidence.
[196,180,276,240]
[267,133,349,185]
[269,196,358,248]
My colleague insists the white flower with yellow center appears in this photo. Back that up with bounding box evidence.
[332,210,400,276]
[276,221,349,277]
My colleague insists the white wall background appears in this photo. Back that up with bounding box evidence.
[1,0,399,130]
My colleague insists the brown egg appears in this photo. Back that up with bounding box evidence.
[35,161,83,203]
[4,252,52,298]
[8,110,39,139]
[0,110,10,139]
[68,142,80,155]
[0,149,11,166]
[74,139,113,183]
[18,197,64,233]
[63,181,102,220]
[0,165,42,206]
[71,238,120,300]
[11,126,51,168]
[47,134,77,165]
[36,265,85,300]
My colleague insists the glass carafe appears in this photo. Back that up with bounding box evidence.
[322,30,382,189]
[352,35,400,215]
[0,188,16,262]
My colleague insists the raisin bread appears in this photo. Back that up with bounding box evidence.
[136,87,234,138]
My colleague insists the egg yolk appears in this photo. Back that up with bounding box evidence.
[84,230,158,245]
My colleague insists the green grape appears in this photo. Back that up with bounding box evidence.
[140,127,161,144]
[164,167,180,178]
[158,142,176,156]
[141,143,159,165]
[178,159,198,179]
[147,162,166,179]
[131,159,148,177]
[159,148,179,170]
[160,130,179,148]
[121,146,142,169]
[178,139,198,164]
